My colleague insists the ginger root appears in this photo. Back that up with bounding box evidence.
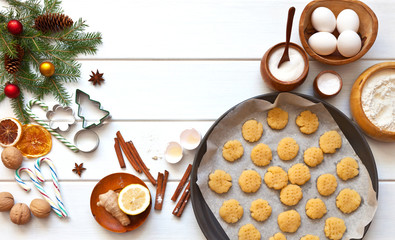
[97,190,131,226]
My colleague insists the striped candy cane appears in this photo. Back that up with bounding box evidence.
[15,167,66,218]
[26,99,79,153]
[34,157,68,217]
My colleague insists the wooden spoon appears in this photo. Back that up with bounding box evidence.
[278,7,296,68]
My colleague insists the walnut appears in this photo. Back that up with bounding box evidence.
[0,192,14,211]
[30,199,51,218]
[1,147,23,169]
[10,203,31,225]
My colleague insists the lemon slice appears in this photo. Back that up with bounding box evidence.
[118,184,151,215]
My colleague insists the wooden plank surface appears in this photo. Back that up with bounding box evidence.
[1,0,394,239]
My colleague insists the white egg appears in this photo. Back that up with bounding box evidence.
[311,7,336,32]
[308,32,337,56]
[337,9,360,33]
[337,30,361,57]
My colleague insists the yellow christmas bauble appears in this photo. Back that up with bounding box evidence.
[39,62,55,77]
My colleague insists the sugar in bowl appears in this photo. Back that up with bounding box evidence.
[260,42,309,91]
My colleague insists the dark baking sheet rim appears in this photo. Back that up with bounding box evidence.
[191,92,379,240]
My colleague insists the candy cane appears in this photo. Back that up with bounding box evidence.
[15,167,66,218]
[34,157,68,217]
[26,99,79,153]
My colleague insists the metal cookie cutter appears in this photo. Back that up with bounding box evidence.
[46,105,76,132]
[73,129,100,153]
[75,89,110,129]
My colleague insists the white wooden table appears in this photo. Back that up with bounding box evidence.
[1,0,394,239]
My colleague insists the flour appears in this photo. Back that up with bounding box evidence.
[361,69,395,132]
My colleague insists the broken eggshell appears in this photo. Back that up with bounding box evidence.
[165,142,183,164]
[46,105,76,132]
[180,128,201,150]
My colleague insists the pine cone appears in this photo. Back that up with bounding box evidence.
[4,45,24,74]
[33,13,73,33]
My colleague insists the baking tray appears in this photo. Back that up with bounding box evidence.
[191,92,378,240]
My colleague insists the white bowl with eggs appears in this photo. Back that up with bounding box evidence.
[299,0,378,65]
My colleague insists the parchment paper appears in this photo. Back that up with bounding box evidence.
[196,93,377,240]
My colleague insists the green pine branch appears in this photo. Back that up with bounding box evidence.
[0,85,5,102]
[10,92,29,124]
[0,0,102,122]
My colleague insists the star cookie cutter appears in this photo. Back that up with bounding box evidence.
[46,105,76,132]
[75,89,110,129]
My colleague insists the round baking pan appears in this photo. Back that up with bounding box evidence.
[191,92,378,240]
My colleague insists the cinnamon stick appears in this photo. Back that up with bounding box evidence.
[155,170,169,210]
[172,181,191,217]
[127,141,157,186]
[171,164,192,201]
[116,131,142,173]
[114,138,126,168]
[176,191,191,217]
[154,172,164,210]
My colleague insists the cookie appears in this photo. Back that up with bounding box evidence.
[336,188,361,214]
[238,224,261,240]
[300,235,319,240]
[277,137,299,161]
[337,157,359,181]
[239,170,262,193]
[267,107,289,130]
[296,110,319,134]
[324,217,346,240]
[251,143,272,167]
[288,163,311,186]
[219,199,243,223]
[280,184,303,206]
[222,140,244,162]
[305,198,327,219]
[316,174,337,196]
[250,199,272,222]
[277,210,301,233]
[303,147,324,167]
[319,131,342,154]
[208,170,232,194]
[269,233,287,240]
[264,166,288,190]
[242,119,263,143]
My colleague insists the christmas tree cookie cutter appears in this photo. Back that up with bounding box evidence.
[75,89,110,129]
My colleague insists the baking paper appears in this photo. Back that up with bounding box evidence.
[196,93,377,239]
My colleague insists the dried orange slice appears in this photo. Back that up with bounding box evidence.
[0,118,23,148]
[15,124,52,158]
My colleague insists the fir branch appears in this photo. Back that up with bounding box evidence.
[44,0,63,13]
[0,86,5,102]
[0,29,15,57]
[11,93,29,124]
[44,77,70,105]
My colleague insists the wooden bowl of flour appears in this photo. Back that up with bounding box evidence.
[350,62,395,142]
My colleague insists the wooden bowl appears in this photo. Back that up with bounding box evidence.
[299,0,378,65]
[90,173,152,233]
[313,70,343,98]
[260,42,309,91]
[350,62,395,142]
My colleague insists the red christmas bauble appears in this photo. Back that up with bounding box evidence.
[7,20,23,35]
[4,83,20,98]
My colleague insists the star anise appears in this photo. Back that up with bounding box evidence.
[88,70,104,85]
[72,163,86,177]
